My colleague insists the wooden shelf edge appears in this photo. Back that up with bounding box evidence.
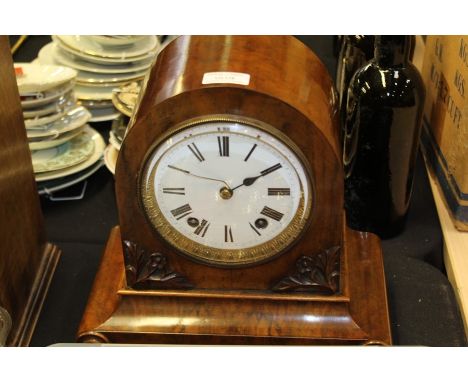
[7,243,62,346]
[424,157,468,340]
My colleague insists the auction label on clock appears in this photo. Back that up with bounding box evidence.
[202,72,250,86]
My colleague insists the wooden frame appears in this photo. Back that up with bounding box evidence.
[0,36,61,346]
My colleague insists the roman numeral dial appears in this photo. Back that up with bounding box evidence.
[268,188,290,196]
[187,142,205,162]
[217,136,229,157]
[143,120,312,265]
[224,225,234,242]
[260,206,284,221]
[244,144,257,161]
[163,187,185,195]
[194,219,210,237]
[171,204,192,220]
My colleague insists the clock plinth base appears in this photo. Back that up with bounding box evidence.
[77,226,391,345]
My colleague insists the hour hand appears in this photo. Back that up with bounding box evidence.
[232,163,282,191]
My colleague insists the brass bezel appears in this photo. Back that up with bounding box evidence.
[139,115,314,267]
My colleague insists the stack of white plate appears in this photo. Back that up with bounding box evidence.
[15,62,105,195]
[36,35,159,122]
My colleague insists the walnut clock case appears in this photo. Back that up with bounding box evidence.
[78,35,392,345]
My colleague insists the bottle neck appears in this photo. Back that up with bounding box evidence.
[374,36,411,66]
[347,35,375,60]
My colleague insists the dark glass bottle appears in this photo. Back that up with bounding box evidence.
[343,36,425,238]
[336,35,375,140]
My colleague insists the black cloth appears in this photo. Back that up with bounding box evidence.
[10,35,466,346]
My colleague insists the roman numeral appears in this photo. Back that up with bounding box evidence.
[163,187,185,195]
[194,219,210,237]
[171,203,192,220]
[244,143,257,162]
[261,163,282,176]
[224,225,234,242]
[249,222,261,236]
[187,143,205,162]
[268,188,290,196]
[217,136,229,157]
[168,165,189,174]
[260,206,284,221]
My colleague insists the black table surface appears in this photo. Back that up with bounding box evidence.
[10,35,466,346]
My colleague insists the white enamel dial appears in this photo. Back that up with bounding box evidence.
[141,118,312,266]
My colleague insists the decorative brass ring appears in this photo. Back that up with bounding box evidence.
[139,114,314,268]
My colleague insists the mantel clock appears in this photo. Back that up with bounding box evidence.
[78,36,391,345]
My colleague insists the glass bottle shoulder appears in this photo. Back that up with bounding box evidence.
[349,61,425,105]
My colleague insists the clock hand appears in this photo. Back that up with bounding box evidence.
[231,163,282,191]
[168,165,231,189]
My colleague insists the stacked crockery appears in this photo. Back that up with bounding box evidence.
[36,35,159,122]
[15,62,105,195]
[104,81,142,174]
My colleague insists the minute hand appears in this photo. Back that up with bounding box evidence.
[231,163,282,191]
[168,165,231,189]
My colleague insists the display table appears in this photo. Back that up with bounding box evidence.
[11,35,466,346]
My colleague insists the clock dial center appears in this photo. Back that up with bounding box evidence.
[219,186,233,200]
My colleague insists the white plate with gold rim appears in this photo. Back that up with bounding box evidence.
[111,115,128,142]
[112,81,140,117]
[78,99,113,109]
[39,43,153,74]
[37,159,104,196]
[24,105,78,128]
[89,106,121,123]
[27,106,91,139]
[54,35,159,60]
[104,144,119,175]
[14,62,77,93]
[109,131,122,151]
[35,126,105,182]
[31,128,95,173]
[76,68,147,86]
[52,37,156,66]
[112,94,133,117]
[29,125,86,151]
[74,84,115,101]
[22,92,75,118]
[90,35,147,46]
[21,81,75,109]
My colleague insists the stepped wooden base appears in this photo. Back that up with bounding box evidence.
[77,227,391,345]
[7,243,61,346]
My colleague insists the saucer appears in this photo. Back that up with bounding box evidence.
[54,35,159,60]
[40,42,153,74]
[14,62,77,93]
[31,127,95,173]
[35,126,105,181]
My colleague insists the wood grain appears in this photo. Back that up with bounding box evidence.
[117,35,343,290]
[77,226,391,345]
[0,37,61,346]
[425,159,468,338]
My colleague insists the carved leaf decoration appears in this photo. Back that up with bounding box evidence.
[272,246,341,295]
[325,246,340,290]
[123,240,193,290]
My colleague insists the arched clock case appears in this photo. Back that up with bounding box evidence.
[77,36,391,345]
